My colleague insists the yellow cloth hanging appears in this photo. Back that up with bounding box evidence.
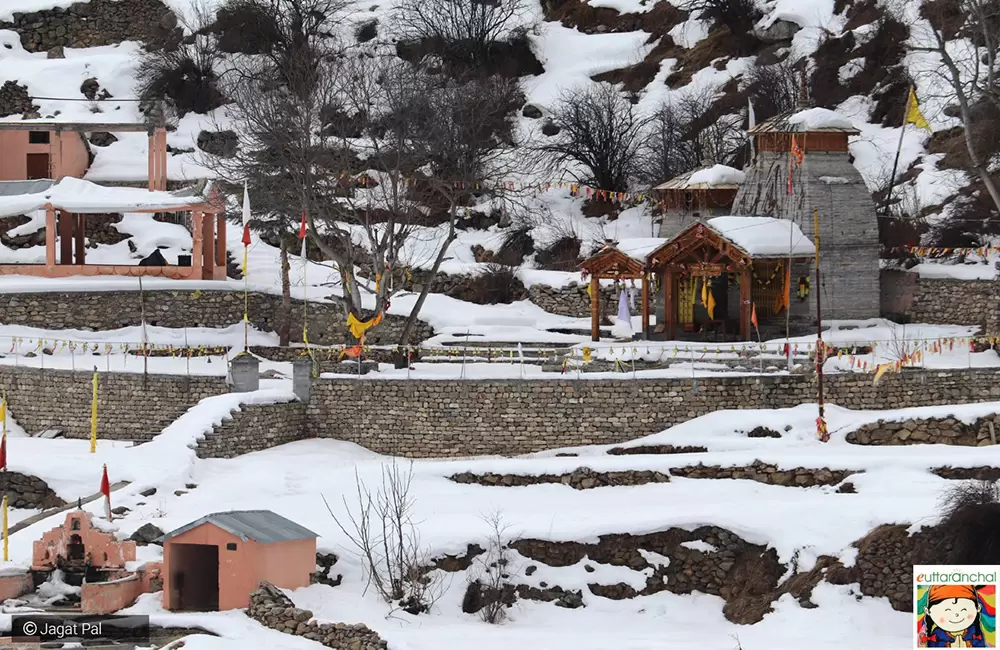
[707,289,716,320]
[347,311,384,340]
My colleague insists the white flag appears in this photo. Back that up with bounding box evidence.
[748,98,757,160]
[242,182,251,227]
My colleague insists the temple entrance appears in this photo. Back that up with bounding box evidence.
[675,274,734,340]
[67,534,84,562]
[167,543,219,611]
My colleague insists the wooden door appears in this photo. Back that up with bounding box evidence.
[26,153,50,179]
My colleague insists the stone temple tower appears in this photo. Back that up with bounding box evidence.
[731,106,880,321]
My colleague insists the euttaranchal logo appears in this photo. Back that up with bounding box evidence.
[914,565,997,648]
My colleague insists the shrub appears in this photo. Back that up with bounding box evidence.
[461,264,527,304]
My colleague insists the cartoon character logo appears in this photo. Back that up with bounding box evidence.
[917,584,996,647]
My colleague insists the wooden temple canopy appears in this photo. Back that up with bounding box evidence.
[647,218,815,341]
[578,241,656,342]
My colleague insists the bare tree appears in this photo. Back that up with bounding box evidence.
[677,86,745,169]
[745,57,800,121]
[638,99,701,186]
[325,462,442,614]
[136,2,226,119]
[682,0,762,35]
[395,0,529,71]
[538,83,652,192]
[468,511,520,624]
[906,0,1000,215]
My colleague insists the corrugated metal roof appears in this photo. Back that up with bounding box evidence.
[748,108,860,135]
[0,180,55,197]
[155,510,318,545]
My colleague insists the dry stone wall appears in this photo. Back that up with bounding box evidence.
[308,369,1000,457]
[1,0,180,52]
[1,471,64,509]
[248,582,387,650]
[196,402,307,459]
[0,289,431,345]
[0,366,225,441]
[526,283,617,318]
[881,269,1000,331]
[848,414,1000,446]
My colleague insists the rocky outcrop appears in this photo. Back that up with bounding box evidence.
[248,582,386,650]
[310,552,343,587]
[449,467,671,490]
[848,414,1000,446]
[0,81,37,118]
[607,444,708,455]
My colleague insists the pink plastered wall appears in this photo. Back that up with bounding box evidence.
[31,511,136,571]
[81,574,143,615]
[0,572,33,601]
[163,523,316,611]
[0,130,89,181]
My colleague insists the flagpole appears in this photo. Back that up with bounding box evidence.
[2,495,8,562]
[814,207,828,443]
[90,366,98,454]
[883,121,908,216]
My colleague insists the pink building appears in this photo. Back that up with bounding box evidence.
[157,510,318,611]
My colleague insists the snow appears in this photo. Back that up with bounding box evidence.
[913,262,999,280]
[706,216,816,257]
[686,165,745,187]
[0,178,206,218]
[668,17,710,49]
[786,107,856,131]
[680,540,717,553]
[613,237,667,261]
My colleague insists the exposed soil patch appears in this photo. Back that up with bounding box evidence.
[542,0,686,35]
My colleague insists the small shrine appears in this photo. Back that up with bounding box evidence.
[579,217,816,342]
[653,165,745,239]
[32,510,136,574]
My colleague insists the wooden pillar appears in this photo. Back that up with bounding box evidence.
[74,214,86,264]
[664,270,674,340]
[191,211,204,278]
[215,214,227,279]
[45,207,56,267]
[58,210,73,265]
[202,210,214,279]
[739,269,751,340]
[590,275,600,342]
[147,131,155,192]
[641,273,650,337]
[159,128,168,190]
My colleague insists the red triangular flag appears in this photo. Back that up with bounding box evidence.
[0,433,7,471]
[751,303,758,330]
[100,465,111,520]
[241,223,251,247]
[298,210,307,239]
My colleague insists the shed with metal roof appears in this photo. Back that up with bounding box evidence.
[158,510,317,612]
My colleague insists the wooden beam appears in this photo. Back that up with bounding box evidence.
[590,275,600,342]
[147,133,155,192]
[665,270,675,340]
[191,211,204,279]
[216,214,227,269]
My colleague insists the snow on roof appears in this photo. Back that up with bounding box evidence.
[706,216,816,258]
[750,107,860,135]
[156,509,318,545]
[615,237,669,261]
[0,177,208,217]
[654,165,745,191]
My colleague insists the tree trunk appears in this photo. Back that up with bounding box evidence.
[278,236,292,346]
[396,222,457,364]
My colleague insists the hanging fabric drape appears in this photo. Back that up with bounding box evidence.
[347,312,384,340]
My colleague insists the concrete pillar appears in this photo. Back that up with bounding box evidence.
[191,211,204,279]
[45,207,56,267]
[229,355,259,392]
[292,359,311,402]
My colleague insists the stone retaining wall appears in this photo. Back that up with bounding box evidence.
[0,289,431,345]
[1,0,179,52]
[881,269,1000,331]
[0,367,226,441]
[847,414,1000,446]
[526,283,617,319]
[196,402,307,459]
[248,582,386,650]
[1,471,64,509]
[308,369,1000,457]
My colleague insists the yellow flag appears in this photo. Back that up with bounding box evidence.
[90,370,98,454]
[873,363,890,385]
[707,289,716,320]
[905,87,931,131]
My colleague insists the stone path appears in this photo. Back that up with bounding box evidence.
[9,481,130,536]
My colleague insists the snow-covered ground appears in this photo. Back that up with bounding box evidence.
[3,396,993,648]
